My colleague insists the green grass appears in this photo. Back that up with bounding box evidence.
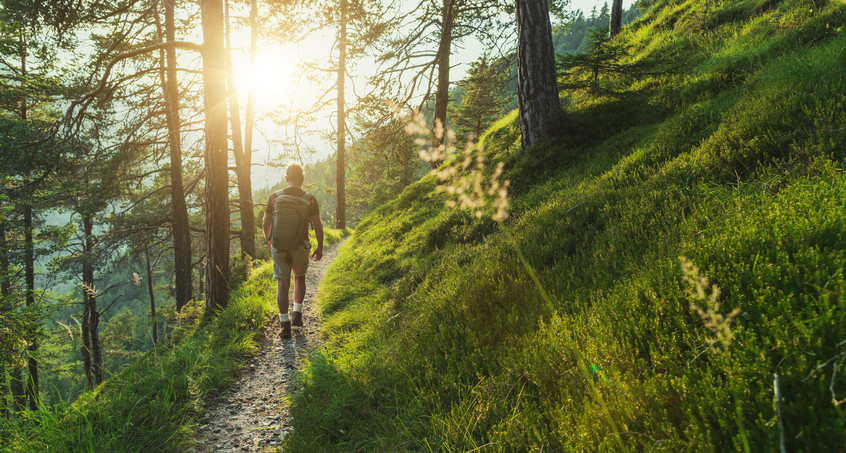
[284,1,846,451]
[0,228,349,452]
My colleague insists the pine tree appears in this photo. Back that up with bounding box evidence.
[557,27,658,93]
[201,0,231,313]
[377,0,511,163]
[515,0,563,150]
[449,56,512,144]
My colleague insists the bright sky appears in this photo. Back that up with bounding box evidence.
[227,0,636,190]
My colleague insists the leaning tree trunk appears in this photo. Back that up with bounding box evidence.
[201,0,231,313]
[160,0,194,312]
[224,0,256,258]
[515,0,562,151]
[431,0,455,167]
[335,0,347,229]
[609,0,623,37]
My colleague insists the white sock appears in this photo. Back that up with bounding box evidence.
[293,303,303,313]
[279,313,289,323]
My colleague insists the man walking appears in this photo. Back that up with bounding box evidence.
[262,163,323,339]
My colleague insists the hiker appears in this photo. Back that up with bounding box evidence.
[261,162,324,339]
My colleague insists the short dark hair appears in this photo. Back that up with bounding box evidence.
[286,162,304,184]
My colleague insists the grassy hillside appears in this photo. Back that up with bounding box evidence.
[286,0,846,450]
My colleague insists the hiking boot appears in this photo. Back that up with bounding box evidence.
[291,311,303,327]
[280,321,292,339]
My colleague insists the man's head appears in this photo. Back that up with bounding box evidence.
[285,162,305,187]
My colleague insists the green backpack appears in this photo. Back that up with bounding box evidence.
[271,190,312,252]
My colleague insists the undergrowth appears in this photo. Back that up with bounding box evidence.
[0,228,348,452]
[285,0,846,451]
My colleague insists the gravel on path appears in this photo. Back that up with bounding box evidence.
[193,239,344,453]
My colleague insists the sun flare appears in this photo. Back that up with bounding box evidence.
[233,46,295,110]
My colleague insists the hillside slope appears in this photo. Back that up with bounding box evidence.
[287,0,846,450]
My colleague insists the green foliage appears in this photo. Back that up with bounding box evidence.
[284,0,846,450]
[553,3,642,55]
[0,262,277,451]
[0,226,351,449]
[347,101,425,220]
[448,56,514,144]
[557,27,668,93]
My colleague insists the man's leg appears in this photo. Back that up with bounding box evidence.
[273,248,294,339]
[277,277,291,316]
[290,246,310,327]
[291,274,306,326]
[277,277,292,339]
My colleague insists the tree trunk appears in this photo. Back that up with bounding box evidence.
[10,368,25,413]
[23,204,38,410]
[609,0,623,37]
[336,0,347,229]
[145,250,157,346]
[162,0,193,313]
[0,224,8,418]
[198,258,205,298]
[515,0,563,151]
[243,0,258,237]
[201,0,231,313]
[0,222,9,304]
[81,214,103,388]
[81,215,94,390]
[2,372,8,418]
[224,0,256,259]
[432,0,455,167]
[91,300,103,385]
[21,46,38,410]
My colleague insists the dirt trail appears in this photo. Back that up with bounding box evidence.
[193,240,344,452]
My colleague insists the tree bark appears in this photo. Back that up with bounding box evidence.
[81,214,103,388]
[224,0,256,259]
[81,215,94,390]
[201,0,231,313]
[21,46,38,410]
[609,0,623,37]
[10,368,25,413]
[2,372,8,418]
[336,0,347,229]
[0,224,7,419]
[161,0,193,313]
[198,258,205,298]
[515,0,563,151]
[23,204,38,410]
[0,222,9,304]
[432,0,455,167]
[145,250,157,346]
[243,0,258,235]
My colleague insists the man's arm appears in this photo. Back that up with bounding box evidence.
[261,197,274,248]
[311,214,324,261]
